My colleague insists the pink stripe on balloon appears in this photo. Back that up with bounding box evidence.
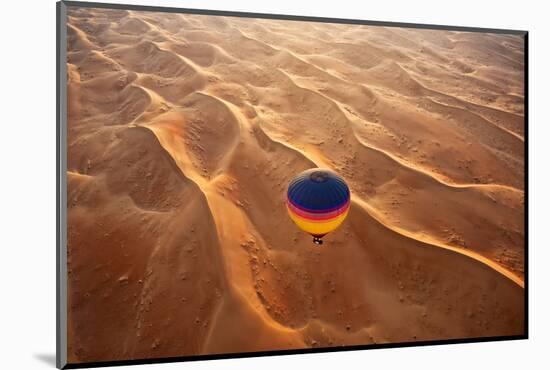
[287,200,350,221]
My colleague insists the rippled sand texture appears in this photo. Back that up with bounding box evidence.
[66,7,525,364]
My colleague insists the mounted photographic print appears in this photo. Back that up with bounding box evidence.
[56,1,528,368]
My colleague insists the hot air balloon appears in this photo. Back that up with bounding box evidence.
[286,168,351,245]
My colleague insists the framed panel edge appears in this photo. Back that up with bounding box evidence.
[57,1,68,369]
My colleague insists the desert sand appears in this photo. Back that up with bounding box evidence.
[65,7,525,364]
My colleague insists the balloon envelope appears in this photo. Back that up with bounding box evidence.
[286,169,350,241]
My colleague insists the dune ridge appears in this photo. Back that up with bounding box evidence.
[66,7,525,363]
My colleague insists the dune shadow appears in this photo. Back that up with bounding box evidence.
[34,353,56,367]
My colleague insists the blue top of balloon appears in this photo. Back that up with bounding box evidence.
[287,169,350,212]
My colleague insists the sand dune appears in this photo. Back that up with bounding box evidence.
[66,7,525,363]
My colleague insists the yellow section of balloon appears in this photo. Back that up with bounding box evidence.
[286,205,350,236]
